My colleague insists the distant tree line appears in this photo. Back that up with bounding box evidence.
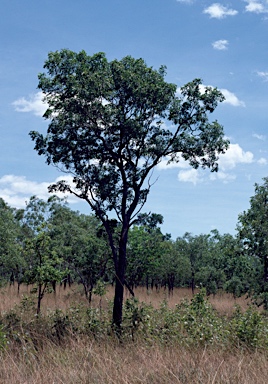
[1,177,268,312]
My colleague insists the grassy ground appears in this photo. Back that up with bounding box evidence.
[0,285,267,384]
[1,336,268,384]
[0,283,251,314]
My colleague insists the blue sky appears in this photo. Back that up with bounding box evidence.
[1,0,268,238]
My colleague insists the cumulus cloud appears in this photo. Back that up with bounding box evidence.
[206,144,254,182]
[158,143,254,185]
[244,0,268,13]
[198,85,245,107]
[203,3,238,18]
[178,169,202,185]
[0,175,79,208]
[206,144,254,183]
[212,39,229,50]
[220,89,245,107]
[209,171,236,183]
[12,92,48,117]
[257,157,267,165]
[217,143,254,171]
[257,71,268,81]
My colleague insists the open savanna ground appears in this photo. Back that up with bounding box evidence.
[0,285,267,384]
[0,284,252,314]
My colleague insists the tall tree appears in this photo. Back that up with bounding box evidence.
[30,50,229,329]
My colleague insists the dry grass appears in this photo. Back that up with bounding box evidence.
[0,284,251,316]
[125,286,252,315]
[0,285,266,384]
[1,336,267,384]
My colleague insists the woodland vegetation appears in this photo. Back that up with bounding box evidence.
[0,188,267,314]
[2,169,268,308]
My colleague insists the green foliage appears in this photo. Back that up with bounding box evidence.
[1,291,268,352]
[237,177,268,307]
[23,224,66,314]
[230,305,268,348]
[122,297,149,340]
[224,276,246,298]
[175,289,228,345]
[50,309,72,342]
[252,288,268,310]
[196,266,225,295]
[0,192,264,313]
[93,280,107,297]
[127,225,169,289]
[24,227,64,284]
[119,290,268,349]
[0,198,24,283]
[19,295,36,312]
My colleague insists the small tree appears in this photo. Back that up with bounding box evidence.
[20,196,68,313]
[30,50,229,329]
[127,222,168,291]
[176,233,211,294]
[24,224,65,314]
[49,205,110,302]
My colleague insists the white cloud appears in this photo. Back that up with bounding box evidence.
[159,144,253,185]
[175,143,253,184]
[217,143,254,171]
[209,171,236,183]
[220,89,245,107]
[257,157,267,165]
[157,155,189,170]
[244,1,268,13]
[212,39,229,50]
[178,169,202,185]
[12,92,48,117]
[257,71,268,81]
[253,133,266,140]
[203,3,238,18]
[198,85,245,107]
[0,175,79,208]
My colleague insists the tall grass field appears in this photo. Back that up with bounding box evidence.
[0,284,268,383]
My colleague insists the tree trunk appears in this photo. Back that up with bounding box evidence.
[52,280,56,296]
[17,281,21,295]
[37,283,42,315]
[146,275,149,291]
[112,274,124,331]
[264,255,268,282]
[168,273,175,296]
[191,270,195,295]
[112,233,128,331]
